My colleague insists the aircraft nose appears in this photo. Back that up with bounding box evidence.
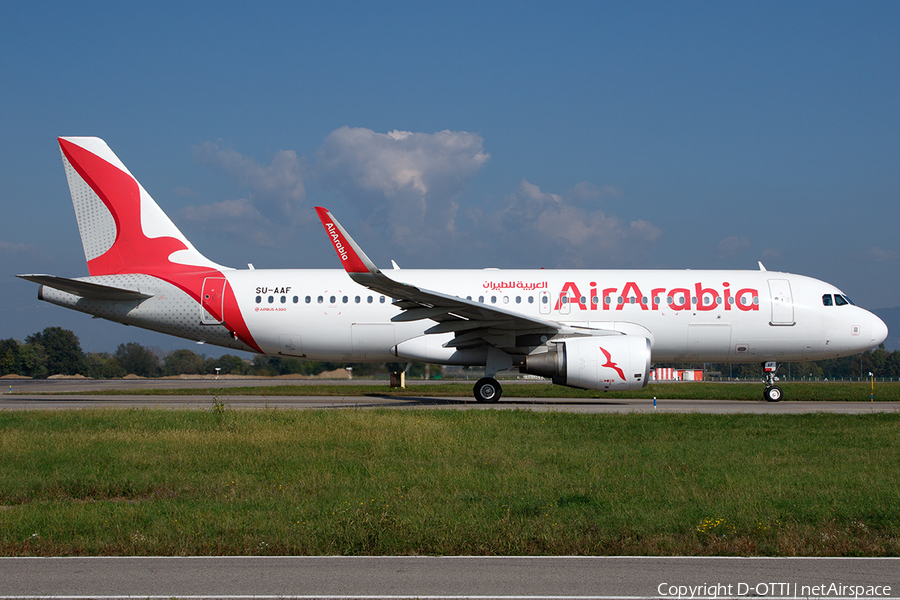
[871,313,889,347]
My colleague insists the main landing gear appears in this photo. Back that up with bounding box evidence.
[763,361,782,402]
[473,377,502,403]
[473,348,511,403]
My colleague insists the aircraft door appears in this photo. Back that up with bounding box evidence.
[768,279,795,326]
[201,277,227,324]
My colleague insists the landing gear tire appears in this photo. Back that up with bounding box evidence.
[764,385,783,402]
[474,377,502,403]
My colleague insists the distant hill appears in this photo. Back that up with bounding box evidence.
[872,307,900,351]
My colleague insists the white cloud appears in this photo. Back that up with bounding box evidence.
[177,130,656,267]
[866,246,898,262]
[172,186,199,197]
[570,181,623,203]
[717,235,753,259]
[0,241,29,253]
[314,127,490,248]
[485,179,662,267]
[179,142,308,247]
[194,141,306,219]
[177,198,278,247]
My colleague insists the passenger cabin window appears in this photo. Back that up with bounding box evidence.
[823,294,833,306]
[255,295,262,304]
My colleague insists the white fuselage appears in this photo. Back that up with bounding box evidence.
[224,268,884,364]
[40,267,886,366]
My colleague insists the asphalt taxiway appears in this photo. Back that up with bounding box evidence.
[3,393,900,413]
[1,556,898,599]
[1,378,898,414]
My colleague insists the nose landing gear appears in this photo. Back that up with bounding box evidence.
[763,361,782,402]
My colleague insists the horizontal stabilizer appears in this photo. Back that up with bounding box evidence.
[17,274,153,301]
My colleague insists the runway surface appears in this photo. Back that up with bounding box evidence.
[1,555,898,599]
[1,379,898,414]
[4,393,900,413]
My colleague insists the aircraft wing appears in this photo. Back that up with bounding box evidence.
[17,275,153,301]
[314,207,595,352]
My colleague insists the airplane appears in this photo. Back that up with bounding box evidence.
[18,137,889,402]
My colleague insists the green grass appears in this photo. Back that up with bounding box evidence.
[55,381,900,402]
[1,409,899,556]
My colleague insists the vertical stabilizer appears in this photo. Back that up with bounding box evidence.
[58,137,227,277]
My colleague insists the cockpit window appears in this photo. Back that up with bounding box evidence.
[834,294,849,306]
[823,294,833,306]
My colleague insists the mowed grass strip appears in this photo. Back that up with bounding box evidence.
[1,409,899,556]
[52,381,900,402]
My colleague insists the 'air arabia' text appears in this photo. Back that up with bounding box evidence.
[555,281,760,312]
[325,222,349,262]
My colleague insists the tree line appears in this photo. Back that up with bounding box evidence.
[646,347,900,381]
[2,326,898,380]
[0,327,432,379]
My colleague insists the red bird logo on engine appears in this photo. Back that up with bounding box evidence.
[599,346,626,380]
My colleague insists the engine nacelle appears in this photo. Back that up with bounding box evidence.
[523,335,651,391]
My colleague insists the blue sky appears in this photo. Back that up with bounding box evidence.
[2,1,898,356]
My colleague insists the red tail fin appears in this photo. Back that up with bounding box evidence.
[58,137,226,278]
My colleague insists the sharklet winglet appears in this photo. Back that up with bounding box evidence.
[314,207,379,275]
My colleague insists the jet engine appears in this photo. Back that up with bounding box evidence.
[523,335,651,391]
